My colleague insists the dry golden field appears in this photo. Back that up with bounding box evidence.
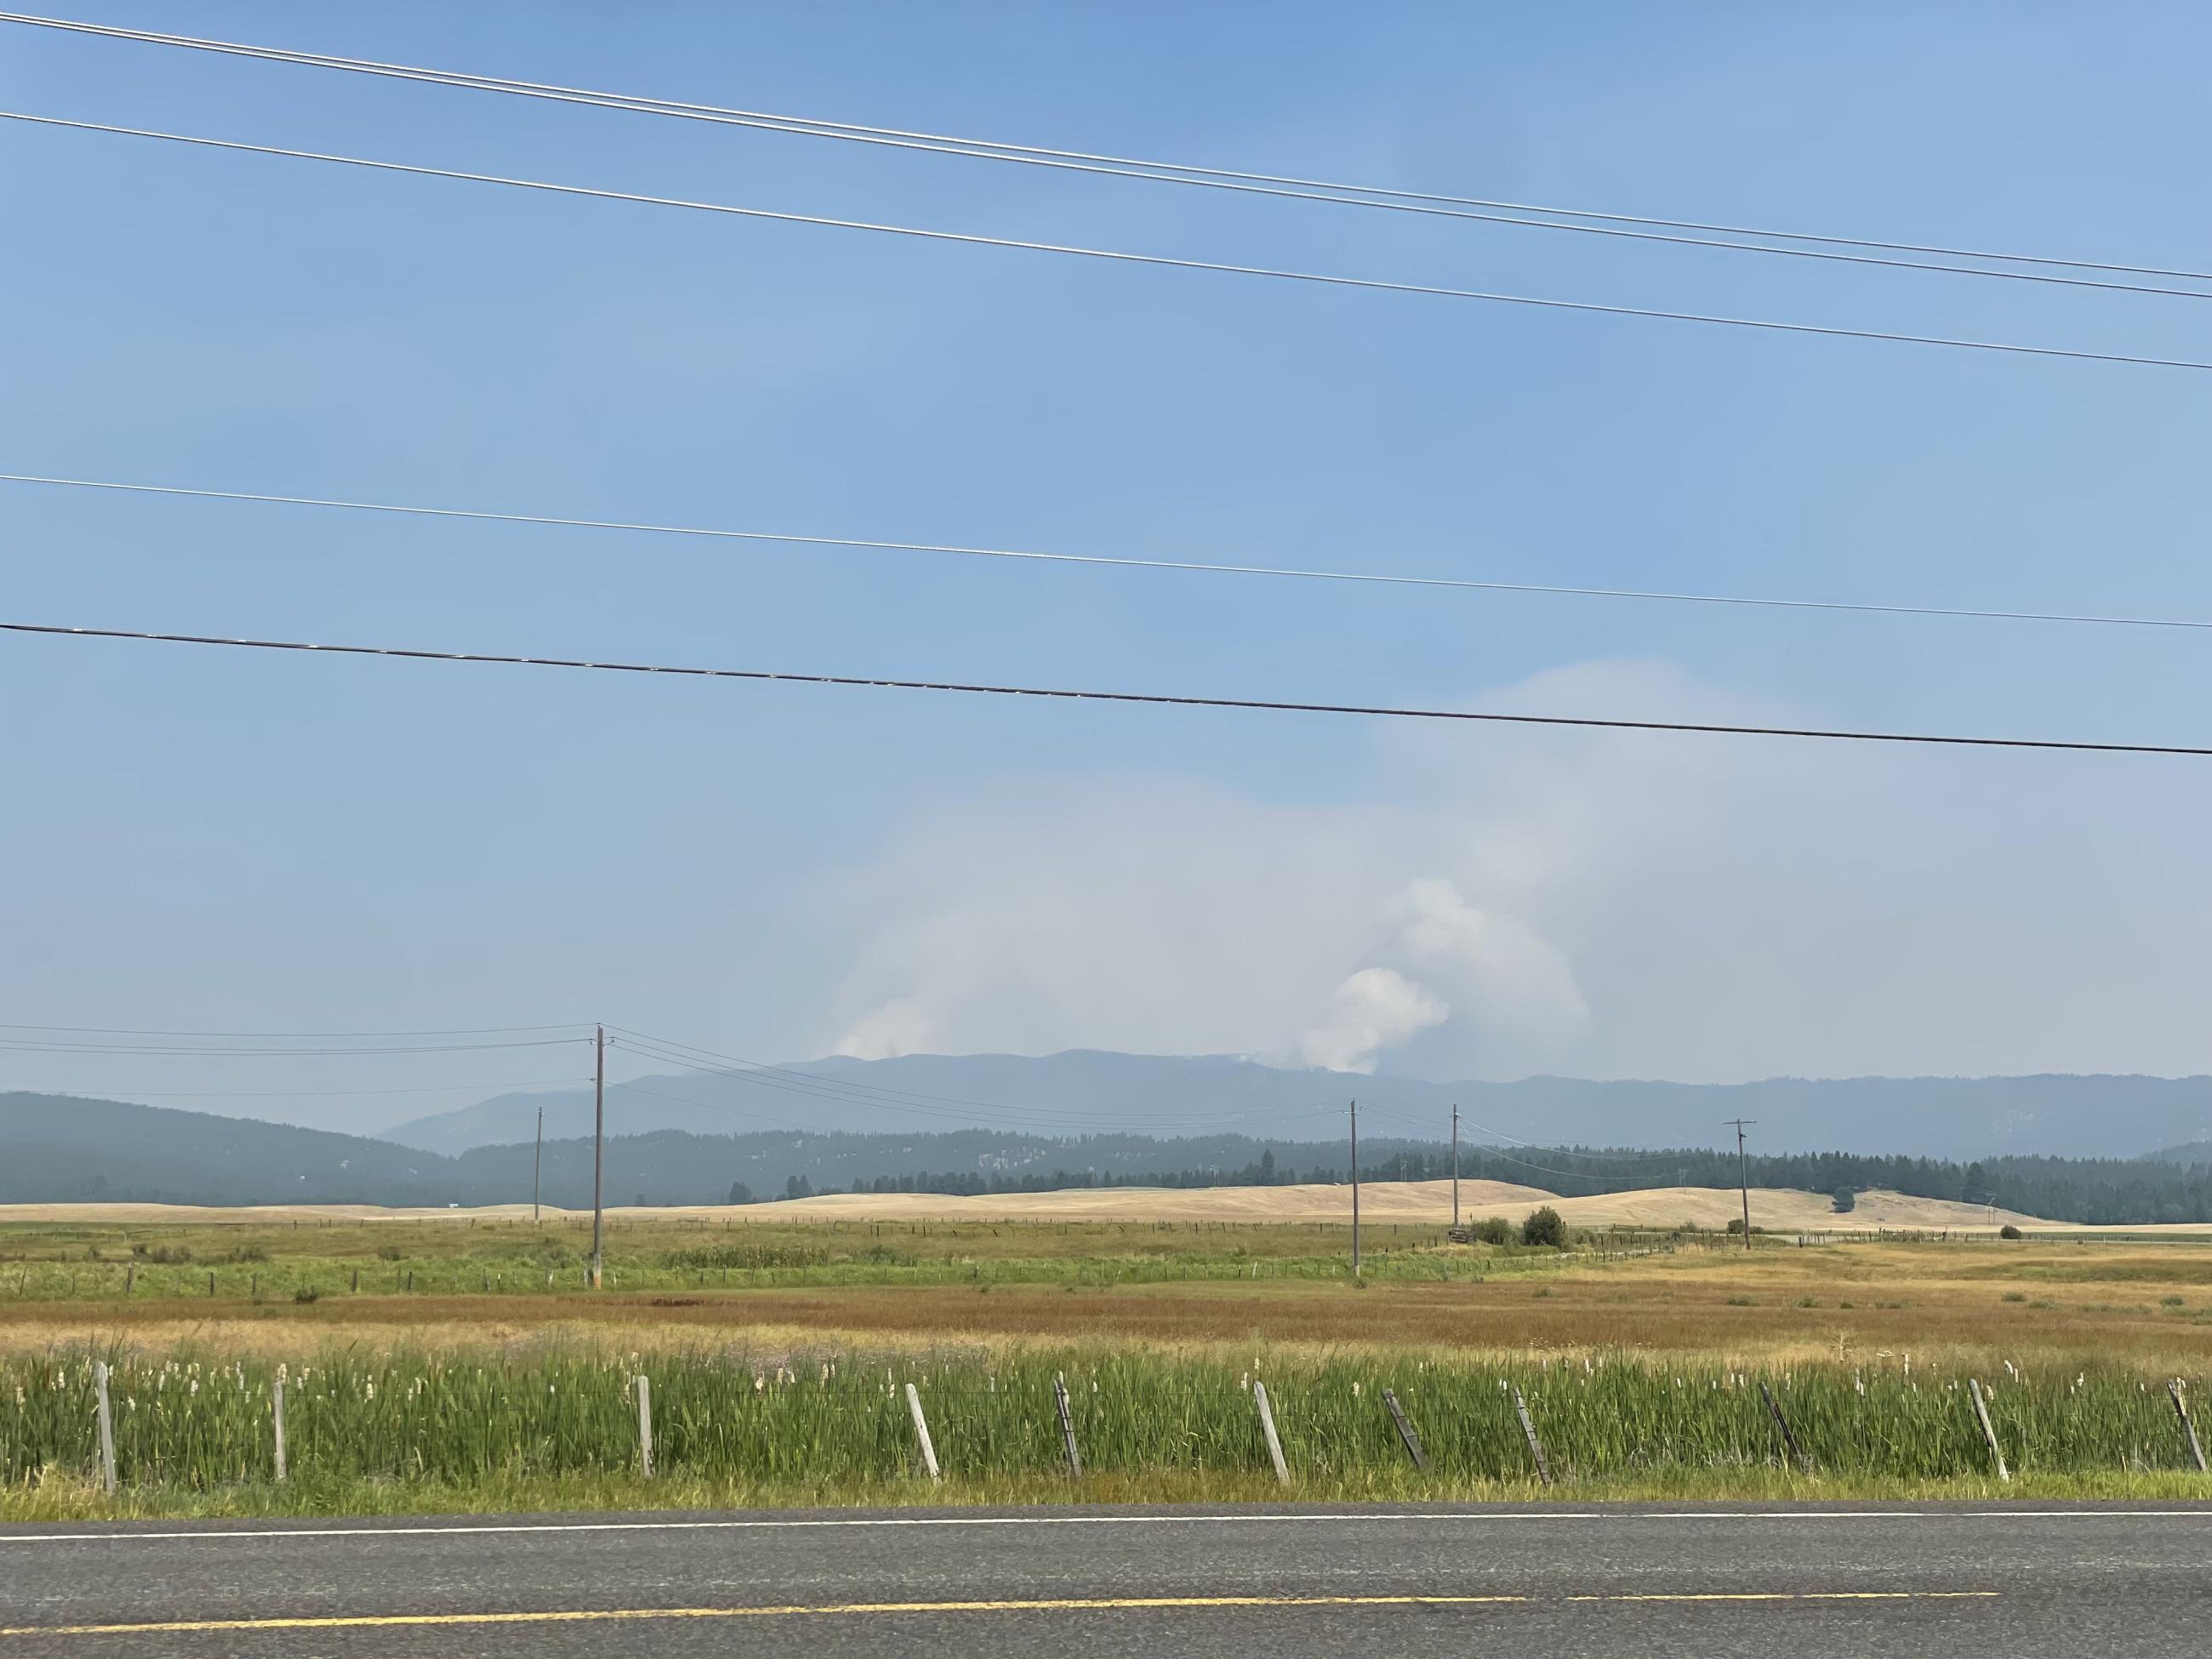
[3,1216,2208,1372]
[0,1179,2124,1230]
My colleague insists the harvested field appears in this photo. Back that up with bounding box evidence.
[3,1240,2209,1371]
[0,1181,2120,1229]
[5,1211,2210,1514]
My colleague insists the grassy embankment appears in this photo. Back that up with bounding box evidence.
[3,1217,2209,1516]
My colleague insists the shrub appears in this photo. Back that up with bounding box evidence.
[1470,1217,1513,1246]
[1999,1223,2023,1240]
[376,1243,404,1262]
[1519,1206,1566,1248]
[1832,1187,1857,1214]
[292,1286,321,1304]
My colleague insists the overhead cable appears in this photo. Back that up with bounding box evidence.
[8,11,2209,290]
[7,111,2208,373]
[0,1018,586,1038]
[608,1035,1333,1131]
[9,473,2208,633]
[7,619,2210,758]
[0,1035,590,1056]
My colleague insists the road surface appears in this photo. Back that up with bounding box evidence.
[2,1502,2207,1656]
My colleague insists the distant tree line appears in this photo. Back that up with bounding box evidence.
[733,1143,2212,1225]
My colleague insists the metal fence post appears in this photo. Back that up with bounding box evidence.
[1381,1388,1428,1471]
[1969,1378,2010,1482]
[1760,1380,1811,1474]
[2171,1380,2207,1473]
[1052,1374,1082,1478]
[905,1382,940,1482]
[1514,1387,1552,1485]
[1252,1381,1290,1486]
[93,1361,118,1495]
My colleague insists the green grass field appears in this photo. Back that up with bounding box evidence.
[0,1213,1641,1300]
[4,1212,2210,1517]
[6,1343,2207,1519]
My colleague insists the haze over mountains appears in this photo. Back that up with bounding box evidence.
[382,1051,2212,1165]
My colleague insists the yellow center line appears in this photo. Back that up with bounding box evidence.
[0,1590,1999,1638]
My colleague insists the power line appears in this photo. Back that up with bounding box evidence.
[0,1035,588,1057]
[1452,1111,1707,1166]
[7,618,2210,757]
[613,1026,1097,1117]
[9,110,2209,374]
[0,1018,585,1039]
[20,1078,590,1099]
[10,472,2209,634]
[11,11,2210,294]
[608,1033,1335,1132]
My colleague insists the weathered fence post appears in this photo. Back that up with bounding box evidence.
[2171,1380,2208,1473]
[272,1376,288,1484]
[123,1264,134,1296]
[1968,1378,2009,1482]
[351,1268,360,1294]
[1514,1387,1552,1485]
[207,1271,216,1297]
[904,1382,940,1482]
[93,1360,117,1496]
[636,1375,654,1478]
[1760,1380,1811,1474]
[1052,1373,1082,1478]
[1381,1388,1428,1472]
[1252,1381,1290,1486]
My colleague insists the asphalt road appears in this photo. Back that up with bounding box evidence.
[2,1502,2208,1656]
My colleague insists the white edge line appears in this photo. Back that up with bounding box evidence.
[3,1508,2208,1544]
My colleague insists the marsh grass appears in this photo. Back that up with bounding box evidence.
[5,1343,2203,1513]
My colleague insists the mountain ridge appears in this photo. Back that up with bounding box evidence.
[381,1052,2212,1163]
[9,1092,2212,1223]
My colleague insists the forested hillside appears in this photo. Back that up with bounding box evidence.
[6,1093,2211,1223]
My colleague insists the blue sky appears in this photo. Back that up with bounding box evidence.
[4,3,2211,1129]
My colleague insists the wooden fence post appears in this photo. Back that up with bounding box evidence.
[93,1360,117,1496]
[1760,1380,1811,1474]
[272,1376,288,1484]
[207,1271,215,1297]
[351,1268,360,1293]
[1381,1388,1428,1471]
[123,1264,134,1296]
[2171,1380,2208,1473]
[636,1375,654,1478]
[1514,1387,1552,1486]
[904,1382,940,1482]
[1968,1378,2009,1482]
[1052,1374,1082,1478]
[1252,1381,1290,1486]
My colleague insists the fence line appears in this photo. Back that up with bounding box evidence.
[11,1354,2209,1497]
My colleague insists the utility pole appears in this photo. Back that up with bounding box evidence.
[1725,1118,1756,1250]
[1349,1098,1361,1277]
[1451,1103,1461,1230]
[590,1023,606,1288]
[532,1105,543,1226]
